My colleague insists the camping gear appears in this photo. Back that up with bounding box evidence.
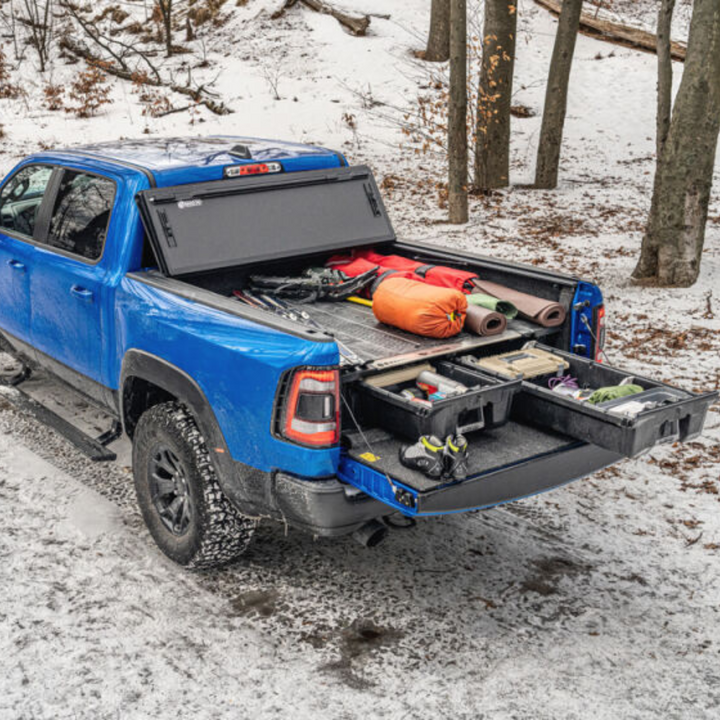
[233,290,363,365]
[471,279,566,328]
[349,360,520,440]
[472,346,570,380]
[372,277,467,339]
[464,305,507,336]
[416,370,468,399]
[327,249,479,293]
[504,343,716,458]
[248,266,378,302]
[587,384,644,405]
[598,387,688,418]
[365,364,434,388]
[548,375,595,401]
[443,433,469,481]
[399,435,445,479]
[467,292,518,319]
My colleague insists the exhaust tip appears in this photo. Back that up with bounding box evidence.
[352,519,388,548]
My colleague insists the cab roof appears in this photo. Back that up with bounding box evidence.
[55,136,345,187]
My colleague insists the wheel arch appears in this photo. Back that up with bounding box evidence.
[120,350,228,456]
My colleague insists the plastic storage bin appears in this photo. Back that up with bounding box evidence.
[347,360,521,440]
[500,344,718,458]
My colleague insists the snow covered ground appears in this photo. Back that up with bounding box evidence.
[1,1,719,718]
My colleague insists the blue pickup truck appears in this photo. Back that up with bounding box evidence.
[0,137,715,568]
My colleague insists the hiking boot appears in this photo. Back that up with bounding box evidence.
[443,433,469,481]
[399,435,445,479]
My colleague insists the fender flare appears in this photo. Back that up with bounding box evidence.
[120,349,229,457]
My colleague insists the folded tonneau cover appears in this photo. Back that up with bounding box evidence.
[136,166,396,276]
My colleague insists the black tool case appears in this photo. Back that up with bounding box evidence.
[489,344,718,458]
[347,360,521,440]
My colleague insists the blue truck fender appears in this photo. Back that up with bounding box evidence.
[119,349,266,511]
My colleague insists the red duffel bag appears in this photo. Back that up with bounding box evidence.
[327,249,479,293]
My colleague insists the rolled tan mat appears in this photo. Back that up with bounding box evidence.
[472,280,566,328]
[464,305,507,336]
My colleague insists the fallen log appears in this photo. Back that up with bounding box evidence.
[534,0,686,62]
[59,37,232,115]
[273,0,371,36]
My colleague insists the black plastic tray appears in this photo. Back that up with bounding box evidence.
[499,344,718,458]
[347,360,521,440]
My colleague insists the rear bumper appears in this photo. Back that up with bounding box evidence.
[218,460,389,537]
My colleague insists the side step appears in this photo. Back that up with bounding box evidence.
[0,367,120,462]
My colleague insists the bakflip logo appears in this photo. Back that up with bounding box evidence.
[177,199,203,209]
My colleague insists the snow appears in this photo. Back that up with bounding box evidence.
[1,0,719,717]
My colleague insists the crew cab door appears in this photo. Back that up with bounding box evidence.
[30,167,116,399]
[0,164,55,347]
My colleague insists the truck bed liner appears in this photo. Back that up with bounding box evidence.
[287,299,560,368]
[343,420,578,492]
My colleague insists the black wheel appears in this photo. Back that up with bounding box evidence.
[132,402,255,569]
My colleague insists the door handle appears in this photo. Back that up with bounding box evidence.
[7,259,25,272]
[70,285,94,302]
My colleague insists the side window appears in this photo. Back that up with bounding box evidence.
[0,165,53,238]
[45,170,115,261]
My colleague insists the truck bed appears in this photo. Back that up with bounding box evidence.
[285,298,562,370]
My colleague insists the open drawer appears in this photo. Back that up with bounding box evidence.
[482,343,718,458]
[346,360,520,440]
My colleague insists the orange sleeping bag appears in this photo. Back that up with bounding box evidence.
[373,277,467,339]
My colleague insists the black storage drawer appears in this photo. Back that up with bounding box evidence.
[348,361,521,440]
[506,344,718,458]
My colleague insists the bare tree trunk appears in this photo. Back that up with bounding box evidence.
[448,0,468,224]
[425,0,450,62]
[656,0,675,160]
[534,0,583,189]
[634,0,720,287]
[474,0,517,190]
[157,0,173,57]
[21,0,54,72]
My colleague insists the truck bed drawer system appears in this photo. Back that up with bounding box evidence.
[339,344,717,515]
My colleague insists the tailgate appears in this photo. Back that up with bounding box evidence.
[337,423,621,516]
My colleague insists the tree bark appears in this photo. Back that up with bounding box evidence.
[633,0,720,287]
[157,0,173,57]
[448,0,468,223]
[534,0,583,189]
[656,0,675,160]
[425,0,450,62]
[474,0,518,190]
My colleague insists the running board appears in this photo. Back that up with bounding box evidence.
[0,372,120,462]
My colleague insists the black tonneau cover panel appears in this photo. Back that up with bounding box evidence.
[136,166,395,276]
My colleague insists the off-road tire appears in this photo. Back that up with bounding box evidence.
[132,402,255,569]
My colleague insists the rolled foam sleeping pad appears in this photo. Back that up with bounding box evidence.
[472,280,567,328]
[372,277,467,339]
[464,304,507,336]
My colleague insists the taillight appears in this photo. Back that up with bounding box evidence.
[281,368,340,447]
[224,162,282,178]
[593,304,606,363]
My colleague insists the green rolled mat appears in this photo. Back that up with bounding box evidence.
[588,384,644,405]
[468,293,518,319]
